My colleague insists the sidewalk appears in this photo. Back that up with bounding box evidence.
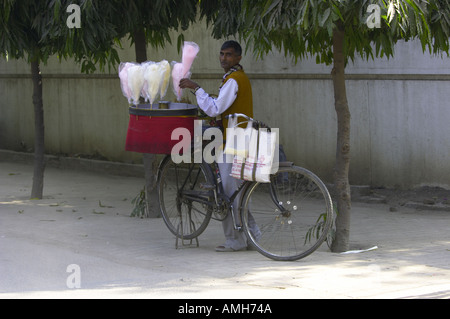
[0,159,449,299]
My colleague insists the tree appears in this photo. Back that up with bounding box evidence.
[0,0,222,208]
[0,1,121,199]
[0,1,57,199]
[208,0,449,251]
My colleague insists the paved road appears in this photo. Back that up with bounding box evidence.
[0,161,449,299]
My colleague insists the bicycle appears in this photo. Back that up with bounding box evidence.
[156,113,333,261]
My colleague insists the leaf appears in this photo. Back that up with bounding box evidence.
[387,2,396,23]
[262,0,281,18]
[319,8,331,27]
[177,34,185,53]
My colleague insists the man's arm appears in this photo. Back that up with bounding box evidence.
[179,78,238,117]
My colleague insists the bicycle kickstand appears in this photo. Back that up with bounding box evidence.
[175,220,199,249]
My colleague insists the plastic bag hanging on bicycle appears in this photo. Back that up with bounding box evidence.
[245,126,278,182]
[223,115,253,158]
[227,118,278,183]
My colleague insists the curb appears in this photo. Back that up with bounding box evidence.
[0,149,145,178]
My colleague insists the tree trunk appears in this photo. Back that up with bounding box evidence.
[30,60,45,199]
[330,28,351,253]
[134,28,160,218]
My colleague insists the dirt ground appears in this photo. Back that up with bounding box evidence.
[1,159,450,298]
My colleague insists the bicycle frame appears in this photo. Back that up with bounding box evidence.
[176,113,273,229]
[175,158,250,228]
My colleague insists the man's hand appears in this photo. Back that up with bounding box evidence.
[179,78,200,90]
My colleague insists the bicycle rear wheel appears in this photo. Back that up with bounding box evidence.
[157,155,214,240]
[241,165,333,261]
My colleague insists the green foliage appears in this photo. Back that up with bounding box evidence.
[306,204,337,248]
[209,0,450,65]
[0,0,220,73]
[0,1,58,63]
[131,187,148,218]
[51,0,123,73]
[0,0,121,71]
[428,0,450,53]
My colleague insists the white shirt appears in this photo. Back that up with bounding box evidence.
[194,79,238,118]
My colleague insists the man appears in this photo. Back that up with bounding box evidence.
[179,40,260,252]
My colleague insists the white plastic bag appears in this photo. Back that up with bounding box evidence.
[231,127,278,183]
[230,155,246,180]
[223,116,254,158]
[246,128,278,182]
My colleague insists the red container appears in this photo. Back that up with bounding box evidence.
[125,103,197,154]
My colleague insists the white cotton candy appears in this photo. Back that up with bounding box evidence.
[120,45,199,105]
[127,64,145,105]
[159,60,171,99]
[143,62,161,104]
[118,62,133,104]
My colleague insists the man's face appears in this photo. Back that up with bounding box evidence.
[219,47,242,72]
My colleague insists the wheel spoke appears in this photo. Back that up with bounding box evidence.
[158,156,213,240]
[242,166,333,261]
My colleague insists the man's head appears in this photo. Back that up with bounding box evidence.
[220,40,242,72]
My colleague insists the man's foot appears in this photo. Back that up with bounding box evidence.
[215,245,246,252]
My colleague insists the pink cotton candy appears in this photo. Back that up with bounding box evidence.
[171,41,200,101]
[119,62,133,104]
[172,62,184,101]
[181,41,199,78]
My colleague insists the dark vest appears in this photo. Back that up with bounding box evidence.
[221,69,253,132]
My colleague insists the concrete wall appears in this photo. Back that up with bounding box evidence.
[1,23,449,188]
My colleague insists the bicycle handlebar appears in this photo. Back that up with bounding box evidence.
[225,113,270,129]
[225,113,253,121]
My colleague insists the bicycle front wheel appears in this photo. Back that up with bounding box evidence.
[157,155,214,240]
[241,165,333,261]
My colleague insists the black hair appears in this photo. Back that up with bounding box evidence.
[221,40,242,56]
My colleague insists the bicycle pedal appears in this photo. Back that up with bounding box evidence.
[199,183,215,191]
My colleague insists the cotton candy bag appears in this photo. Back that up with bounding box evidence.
[172,41,200,101]
[127,64,145,105]
[119,62,133,104]
[182,41,200,75]
[142,62,162,104]
[171,62,185,101]
[159,60,171,99]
